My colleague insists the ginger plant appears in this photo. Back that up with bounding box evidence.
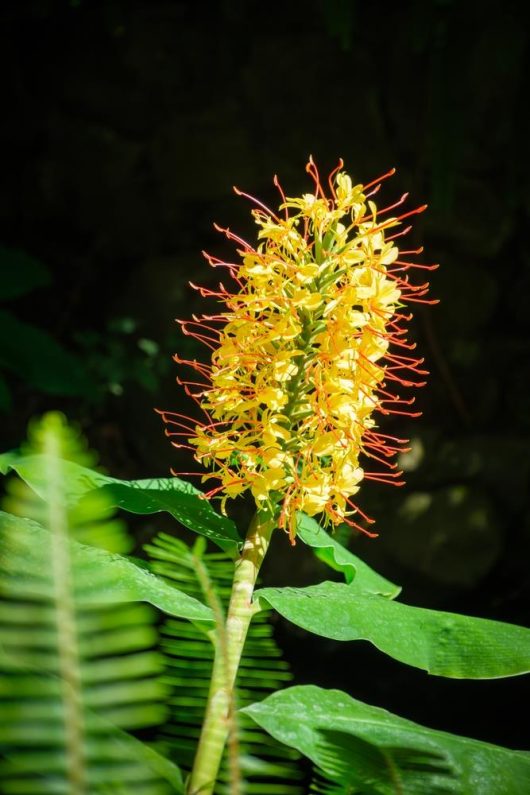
[1,160,530,795]
[158,159,530,794]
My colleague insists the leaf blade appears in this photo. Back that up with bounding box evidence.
[296,513,400,597]
[255,581,530,678]
[243,686,530,795]
[0,452,240,552]
[1,512,214,623]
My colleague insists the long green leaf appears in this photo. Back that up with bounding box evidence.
[97,480,240,553]
[243,686,530,795]
[1,512,213,623]
[296,513,400,597]
[254,581,530,678]
[0,451,240,552]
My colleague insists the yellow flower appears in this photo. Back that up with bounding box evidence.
[161,158,437,543]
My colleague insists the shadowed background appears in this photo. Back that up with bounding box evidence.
[1,0,529,749]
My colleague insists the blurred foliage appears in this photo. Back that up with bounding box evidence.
[73,317,177,402]
[0,413,179,794]
[0,247,89,411]
[0,246,179,413]
[318,0,357,51]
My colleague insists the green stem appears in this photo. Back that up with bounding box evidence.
[191,546,241,795]
[187,511,274,795]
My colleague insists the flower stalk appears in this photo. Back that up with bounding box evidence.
[187,511,274,795]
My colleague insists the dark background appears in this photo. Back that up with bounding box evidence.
[1,0,529,749]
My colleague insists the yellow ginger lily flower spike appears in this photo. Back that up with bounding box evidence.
[159,158,438,543]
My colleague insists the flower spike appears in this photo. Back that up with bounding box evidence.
[163,160,435,542]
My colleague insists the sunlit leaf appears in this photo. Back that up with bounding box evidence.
[0,451,240,552]
[1,512,213,623]
[254,581,530,678]
[243,686,530,795]
[296,513,400,597]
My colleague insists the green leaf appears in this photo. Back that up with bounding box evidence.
[296,513,401,597]
[254,581,530,678]
[0,451,241,552]
[310,729,458,794]
[1,512,213,623]
[243,686,530,795]
[0,247,51,301]
[97,479,241,553]
[0,451,119,500]
[0,309,90,395]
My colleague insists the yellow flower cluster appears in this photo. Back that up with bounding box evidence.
[163,159,435,542]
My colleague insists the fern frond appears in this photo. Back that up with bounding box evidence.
[147,532,305,794]
[3,416,132,555]
[0,413,179,794]
[309,729,458,795]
